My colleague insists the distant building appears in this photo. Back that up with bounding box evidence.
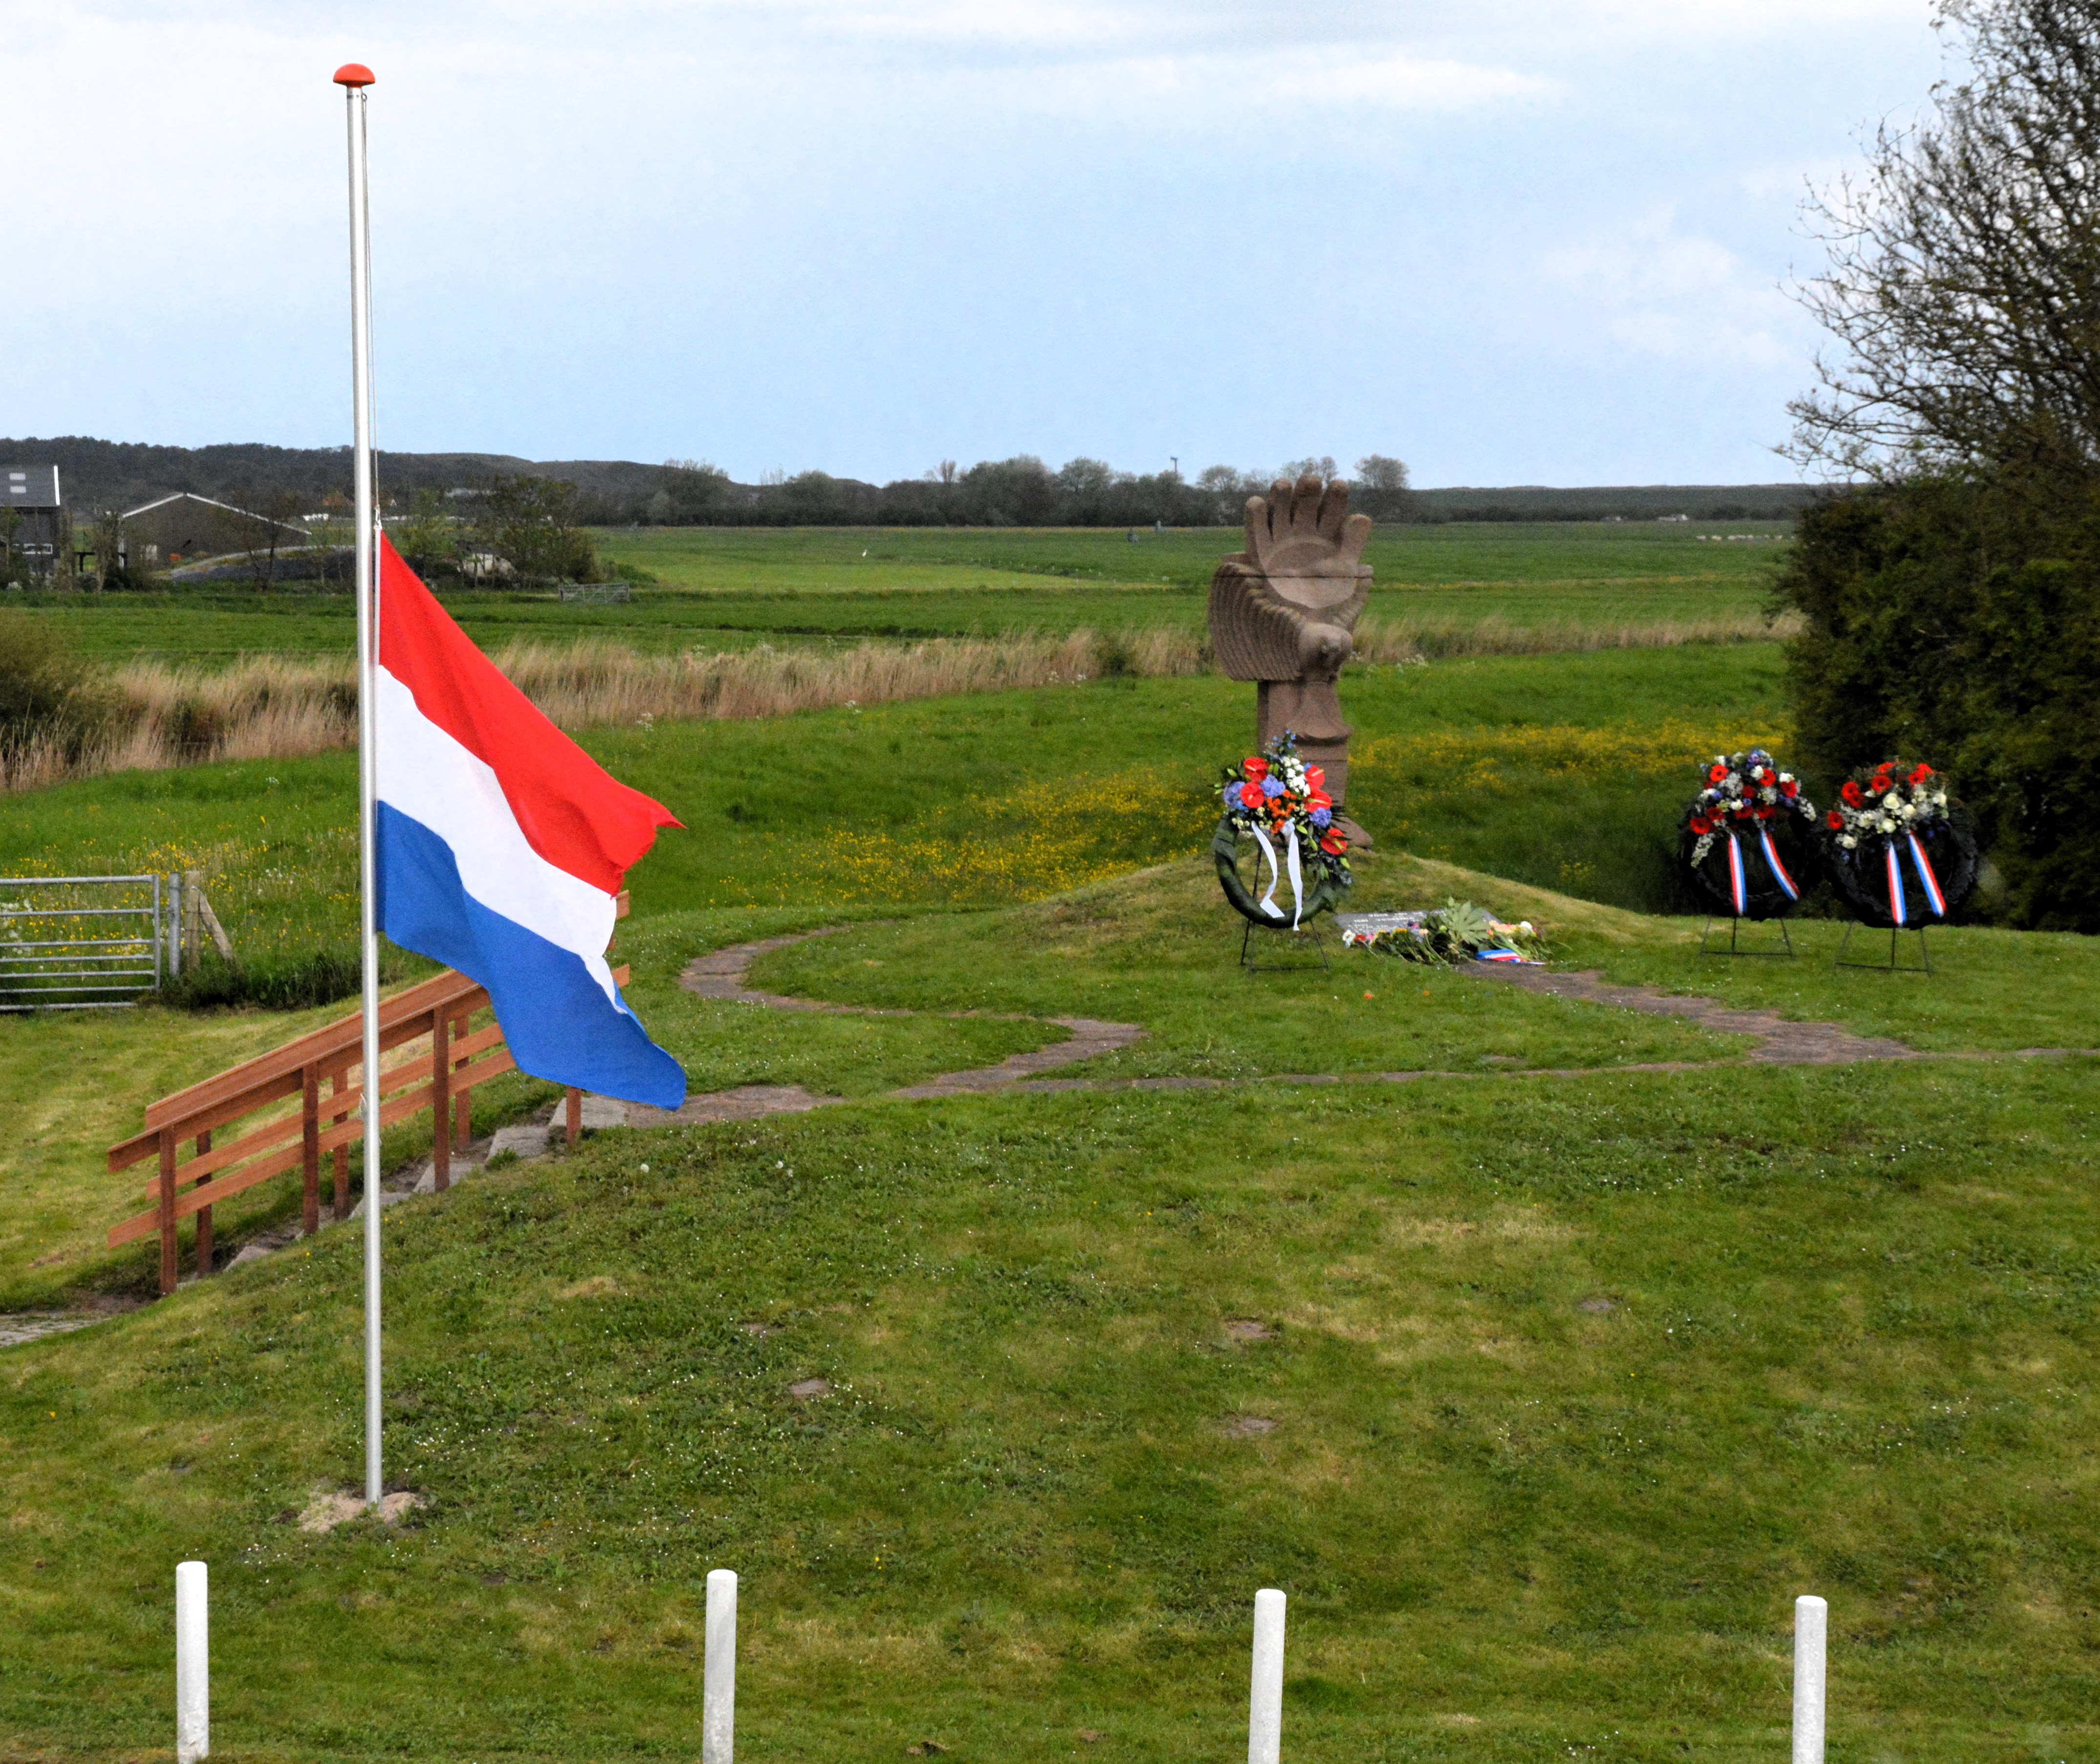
[2,464,63,578]
[118,492,304,568]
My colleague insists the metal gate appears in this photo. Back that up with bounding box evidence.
[0,874,175,1010]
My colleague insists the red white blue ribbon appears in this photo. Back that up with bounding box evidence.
[1725,832,1748,915]
[1906,832,1948,919]
[1758,827,1799,901]
[1884,841,1909,926]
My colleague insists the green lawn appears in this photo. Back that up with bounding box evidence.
[13,521,1789,663]
[9,575,2100,1763]
[3,1046,2097,1762]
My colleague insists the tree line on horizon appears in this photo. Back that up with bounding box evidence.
[1,436,1815,532]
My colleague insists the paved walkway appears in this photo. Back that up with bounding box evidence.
[9,928,2079,1339]
[619,927,1941,1130]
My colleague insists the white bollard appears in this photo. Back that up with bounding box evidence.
[703,1567,737,1764]
[1792,1594,1827,1764]
[1248,1587,1286,1764]
[176,1560,209,1764]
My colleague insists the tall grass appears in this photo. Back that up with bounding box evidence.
[1352,607,1795,660]
[0,631,1201,797]
[0,610,1790,797]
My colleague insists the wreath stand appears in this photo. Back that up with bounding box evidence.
[1699,915,1796,958]
[1239,916,1332,975]
[1836,921,1932,974]
[1213,821,1343,975]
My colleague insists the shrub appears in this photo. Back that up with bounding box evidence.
[165,947,401,1013]
[1774,473,2100,929]
[0,610,112,759]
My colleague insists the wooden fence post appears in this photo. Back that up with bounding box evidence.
[194,1129,212,1276]
[454,1011,473,1152]
[158,1128,179,1297]
[331,1069,351,1220]
[301,1064,320,1237]
[566,1087,582,1146]
[431,1011,451,1192]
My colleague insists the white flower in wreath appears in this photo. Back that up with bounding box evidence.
[1840,835,1858,849]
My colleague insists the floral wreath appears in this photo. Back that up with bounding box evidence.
[1212,732,1351,929]
[1821,758,1978,928]
[1679,747,1820,920]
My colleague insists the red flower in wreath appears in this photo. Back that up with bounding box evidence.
[1909,763,1934,786]
[1319,830,1347,855]
[1307,789,1333,812]
[1238,782,1263,810]
[1708,763,1728,785]
[1841,780,1864,808]
[1303,766,1326,792]
[1826,809,1846,830]
[1243,757,1269,783]
[1755,804,1776,820]
[1689,814,1713,835]
[1781,778,1799,798]
[1732,801,1754,819]
[1870,768,1893,794]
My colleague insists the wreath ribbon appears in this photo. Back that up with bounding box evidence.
[1758,827,1800,901]
[1248,824,1307,928]
[1883,831,1948,925]
[1725,831,1749,915]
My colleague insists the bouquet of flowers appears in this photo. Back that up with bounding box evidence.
[1820,758,1977,927]
[1679,748,1820,920]
[1685,748,1816,865]
[1339,902,1547,966]
[1823,758,1948,850]
[1213,732,1351,928]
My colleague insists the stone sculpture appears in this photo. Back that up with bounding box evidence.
[1207,473,1372,844]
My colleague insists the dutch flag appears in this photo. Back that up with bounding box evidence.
[374,537,688,1109]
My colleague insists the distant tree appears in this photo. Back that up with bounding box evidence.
[960,456,1058,525]
[649,458,731,524]
[0,505,21,583]
[1279,455,1339,482]
[389,488,458,574]
[474,475,598,585]
[226,486,308,590]
[1055,457,1129,523]
[1353,453,1415,521]
[1789,0,2100,478]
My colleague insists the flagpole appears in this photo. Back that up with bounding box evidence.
[336,59,384,1510]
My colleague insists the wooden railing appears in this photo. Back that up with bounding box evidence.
[109,899,628,1295]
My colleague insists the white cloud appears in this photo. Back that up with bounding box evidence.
[1543,210,1801,366]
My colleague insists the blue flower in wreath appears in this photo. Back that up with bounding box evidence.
[1310,807,1332,829]
[1261,776,1285,798]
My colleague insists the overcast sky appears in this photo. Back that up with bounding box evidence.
[8,0,1946,485]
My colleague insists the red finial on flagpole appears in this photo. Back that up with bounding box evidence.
[334,63,376,87]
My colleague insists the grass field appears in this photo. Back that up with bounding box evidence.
[8,525,2099,1762]
[10,521,1790,664]
[3,859,2098,1761]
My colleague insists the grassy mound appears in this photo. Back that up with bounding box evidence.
[5,844,2100,1760]
[4,1047,2097,1761]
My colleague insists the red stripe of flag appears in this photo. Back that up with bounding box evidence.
[377,536,681,894]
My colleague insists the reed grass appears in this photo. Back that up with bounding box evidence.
[0,611,1789,798]
[1352,607,1795,661]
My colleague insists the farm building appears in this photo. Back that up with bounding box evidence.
[3,464,63,580]
[118,492,304,568]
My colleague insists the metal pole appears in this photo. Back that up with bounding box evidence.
[337,59,383,1509]
[1248,1587,1285,1764]
[1792,1594,1827,1764]
[703,1568,738,1764]
[175,1559,209,1763]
